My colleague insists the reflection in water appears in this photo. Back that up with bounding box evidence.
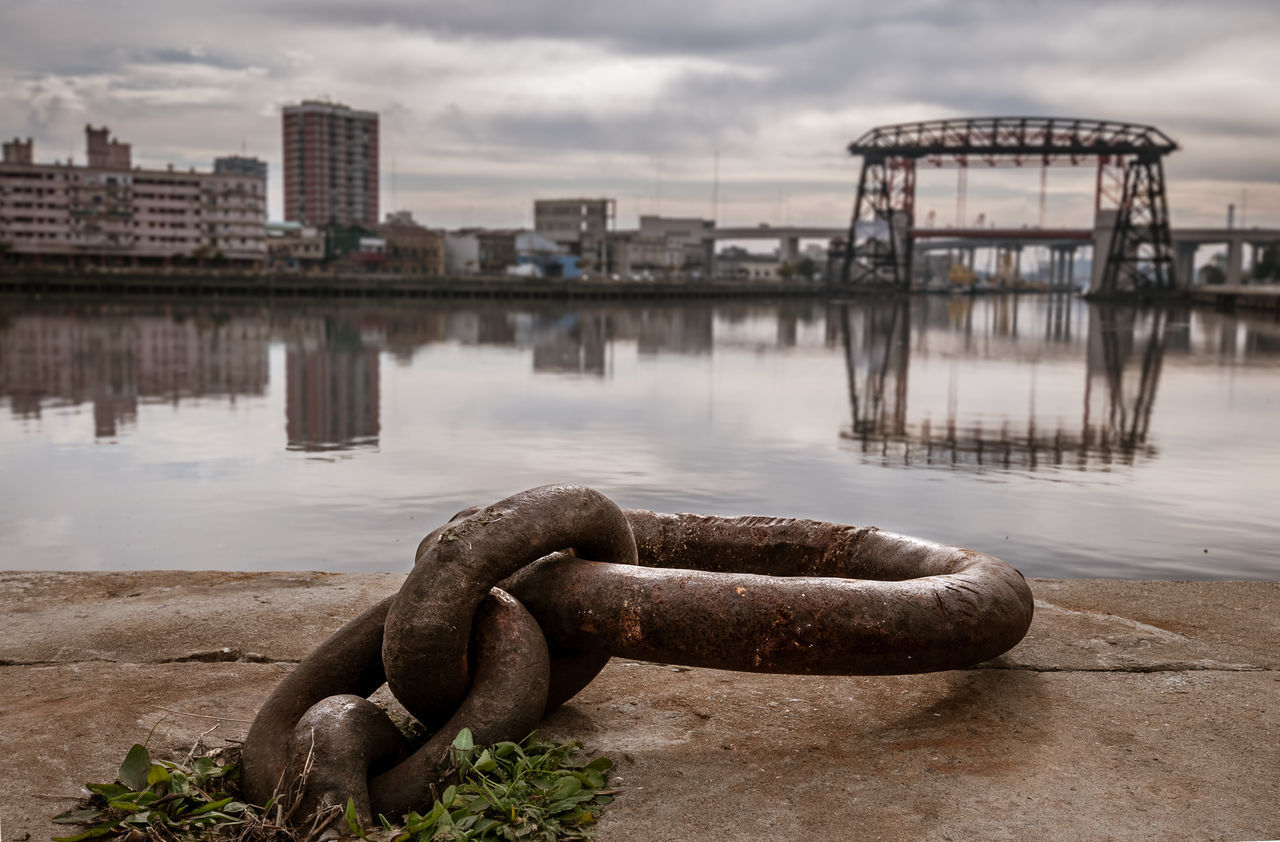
[527,313,609,376]
[283,317,381,452]
[0,302,725,452]
[840,295,1174,471]
[3,294,1280,579]
[1084,306,1165,464]
[842,299,909,441]
[0,309,268,437]
[0,296,1275,471]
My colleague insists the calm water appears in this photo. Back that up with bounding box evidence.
[1,293,1277,580]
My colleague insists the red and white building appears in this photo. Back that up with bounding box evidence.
[282,101,378,228]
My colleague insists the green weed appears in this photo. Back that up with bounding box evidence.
[52,729,614,842]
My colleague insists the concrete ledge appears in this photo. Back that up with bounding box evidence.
[2,573,1277,841]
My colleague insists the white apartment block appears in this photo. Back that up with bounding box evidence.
[0,127,266,265]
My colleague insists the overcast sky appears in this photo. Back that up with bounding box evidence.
[2,0,1277,230]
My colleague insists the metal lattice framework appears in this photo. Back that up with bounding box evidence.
[840,117,1178,291]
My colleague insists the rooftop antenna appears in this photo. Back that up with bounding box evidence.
[711,148,719,225]
[655,158,662,216]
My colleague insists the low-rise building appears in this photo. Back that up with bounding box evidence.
[608,215,714,278]
[378,212,444,277]
[716,247,783,281]
[266,221,325,271]
[533,197,615,269]
[445,230,481,275]
[446,228,570,277]
[0,126,266,266]
[477,229,519,274]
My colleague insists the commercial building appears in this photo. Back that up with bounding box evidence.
[714,246,785,281]
[533,198,614,269]
[266,221,325,271]
[608,215,714,278]
[0,126,267,265]
[282,100,379,228]
[444,228,570,277]
[378,211,445,277]
[444,230,482,276]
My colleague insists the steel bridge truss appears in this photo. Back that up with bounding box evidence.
[840,117,1178,291]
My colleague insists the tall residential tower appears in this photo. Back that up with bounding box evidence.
[282,100,378,228]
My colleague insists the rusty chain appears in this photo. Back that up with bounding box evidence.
[242,484,1034,827]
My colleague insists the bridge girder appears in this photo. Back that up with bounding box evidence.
[841,117,1178,292]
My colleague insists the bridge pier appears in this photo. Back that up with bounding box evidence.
[780,236,800,265]
[1090,210,1117,294]
[1175,242,1197,288]
[1226,239,1244,286]
[1061,248,1078,290]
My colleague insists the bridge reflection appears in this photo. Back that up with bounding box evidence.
[0,296,1273,466]
[838,295,1171,471]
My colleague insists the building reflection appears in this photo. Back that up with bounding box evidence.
[622,305,714,357]
[838,294,1171,471]
[373,304,715,375]
[10,296,1278,466]
[525,313,609,376]
[0,308,268,437]
[278,315,381,452]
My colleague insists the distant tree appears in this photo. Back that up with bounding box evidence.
[795,256,818,280]
[1199,264,1226,286]
[1253,241,1280,281]
[778,263,795,280]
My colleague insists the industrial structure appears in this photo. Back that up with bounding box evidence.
[282,101,379,228]
[840,117,1179,294]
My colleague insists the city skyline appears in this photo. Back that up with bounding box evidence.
[1,1,1277,233]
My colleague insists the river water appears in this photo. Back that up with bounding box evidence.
[0,293,1276,579]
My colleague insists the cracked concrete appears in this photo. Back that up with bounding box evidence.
[0,573,1276,841]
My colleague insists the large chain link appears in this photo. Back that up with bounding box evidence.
[242,485,1034,827]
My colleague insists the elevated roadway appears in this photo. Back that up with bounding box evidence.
[703,224,1280,289]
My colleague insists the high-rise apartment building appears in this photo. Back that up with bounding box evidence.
[282,101,379,228]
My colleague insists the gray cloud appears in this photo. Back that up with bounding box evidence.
[1,0,1277,227]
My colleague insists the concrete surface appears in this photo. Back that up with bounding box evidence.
[1,572,1276,841]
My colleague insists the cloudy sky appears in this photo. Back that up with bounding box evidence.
[2,0,1277,231]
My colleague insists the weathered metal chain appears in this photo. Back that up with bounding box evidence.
[242,485,1034,827]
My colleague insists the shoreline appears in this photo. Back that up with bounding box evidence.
[2,270,1276,313]
[2,571,1277,840]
